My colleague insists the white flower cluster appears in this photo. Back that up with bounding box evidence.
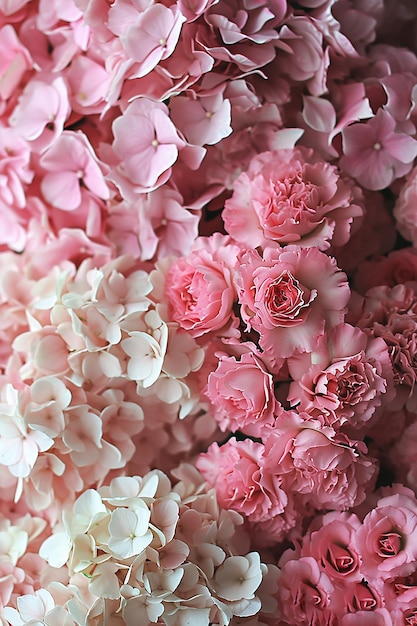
[3,466,278,626]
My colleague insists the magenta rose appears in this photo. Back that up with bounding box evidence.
[223,147,363,251]
[287,323,394,430]
[235,244,350,358]
[196,438,287,523]
[165,234,241,338]
[358,491,417,581]
[263,411,377,510]
[302,511,363,584]
[206,349,279,437]
[277,556,335,626]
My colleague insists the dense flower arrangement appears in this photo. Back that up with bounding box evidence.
[3,0,417,624]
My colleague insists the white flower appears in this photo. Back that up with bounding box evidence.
[214,553,263,602]
[108,501,152,559]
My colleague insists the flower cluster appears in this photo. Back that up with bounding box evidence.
[4,466,279,626]
[2,0,417,624]
[277,486,417,626]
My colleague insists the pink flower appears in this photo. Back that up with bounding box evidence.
[263,411,376,510]
[0,24,32,101]
[223,147,363,251]
[122,4,186,78]
[301,511,363,584]
[196,438,287,523]
[205,349,279,437]
[287,323,394,429]
[358,491,417,581]
[165,234,240,338]
[9,76,70,154]
[236,245,350,358]
[39,131,109,211]
[340,109,417,190]
[111,97,186,195]
[169,90,232,147]
[277,556,335,625]
[354,248,417,295]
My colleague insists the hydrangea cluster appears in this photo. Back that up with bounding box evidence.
[3,466,279,626]
[3,0,417,625]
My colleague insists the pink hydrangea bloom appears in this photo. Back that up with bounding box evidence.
[39,130,109,211]
[340,109,417,190]
[236,244,350,358]
[111,97,187,195]
[223,147,363,251]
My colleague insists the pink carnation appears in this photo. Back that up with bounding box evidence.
[263,411,377,510]
[196,438,287,523]
[223,147,363,251]
[287,323,394,430]
[235,244,350,358]
[205,349,279,437]
[165,234,241,338]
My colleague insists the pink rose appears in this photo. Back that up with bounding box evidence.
[236,245,350,358]
[287,323,394,430]
[358,492,417,581]
[263,411,377,510]
[206,349,279,437]
[165,234,240,338]
[223,147,363,251]
[196,438,287,523]
[302,511,363,585]
[277,556,335,625]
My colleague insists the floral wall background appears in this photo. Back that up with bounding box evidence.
[1,0,417,624]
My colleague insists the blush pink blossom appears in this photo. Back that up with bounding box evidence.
[236,244,350,358]
[165,234,241,338]
[111,97,189,195]
[358,491,417,581]
[39,130,109,211]
[9,76,70,154]
[394,166,417,246]
[196,438,287,523]
[169,90,232,146]
[121,3,186,78]
[205,349,279,437]
[0,24,32,101]
[263,411,377,510]
[223,147,363,251]
[287,323,394,429]
[340,109,417,190]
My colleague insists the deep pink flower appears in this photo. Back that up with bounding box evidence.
[223,147,363,251]
[236,244,350,358]
[302,511,363,585]
[277,556,335,625]
[340,109,417,190]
